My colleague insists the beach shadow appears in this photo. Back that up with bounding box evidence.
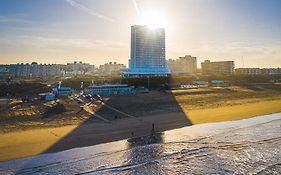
[11,87,193,174]
[45,90,192,153]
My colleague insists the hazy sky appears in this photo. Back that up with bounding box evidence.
[0,0,280,67]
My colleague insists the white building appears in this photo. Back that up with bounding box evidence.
[86,84,134,96]
[261,68,281,75]
[10,62,63,77]
[66,61,95,76]
[235,68,281,75]
[52,87,72,97]
[123,25,170,77]
[97,62,126,76]
[201,60,235,75]
[235,68,262,75]
[167,55,197,75]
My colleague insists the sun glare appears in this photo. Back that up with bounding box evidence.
[140,10,167,29]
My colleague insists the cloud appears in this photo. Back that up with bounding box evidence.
[1,35,125,50]
[132,0,140,16]
[64,0,115,22]
[0,15,31,24]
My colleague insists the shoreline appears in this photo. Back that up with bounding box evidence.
[0,99,281,162]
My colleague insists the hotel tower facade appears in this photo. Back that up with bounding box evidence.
[123,25,170,77]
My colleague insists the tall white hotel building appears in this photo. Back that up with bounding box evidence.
[123,25,170,77]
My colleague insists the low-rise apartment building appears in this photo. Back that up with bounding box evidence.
[167,55,197,75]
[235,68,281,75]
[201,60,234,75]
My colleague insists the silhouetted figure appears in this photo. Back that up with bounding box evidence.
[131,132,134,137]
[151,123,155,135]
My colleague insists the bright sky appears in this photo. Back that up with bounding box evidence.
[0,0,280,68]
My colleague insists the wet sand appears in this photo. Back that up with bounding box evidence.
[1,99,281,162]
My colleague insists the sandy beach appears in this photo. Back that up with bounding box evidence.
[0,85,281,162]
[1,112,280,174]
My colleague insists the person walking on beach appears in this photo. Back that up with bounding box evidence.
[151,123,155,135]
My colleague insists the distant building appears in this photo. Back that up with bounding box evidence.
[52,87,72,97]
[261,68,281,75]
[201,60,234,75]
[167,55,197,75]
[66,61,95,76]
[97,62,126,76]
[235,68,281,75]
[193,81,209,85]
[211,80,229,87]
[9,62,63,77]
[235,68,262,75]
[123,25,170,77]
[39,93,55,101]
[86,84,135,96]
[0,65,10,77]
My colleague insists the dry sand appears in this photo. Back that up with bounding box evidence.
[187,99,281,124]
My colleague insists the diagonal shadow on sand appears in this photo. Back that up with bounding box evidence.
[45,90,192,153]
[9,89,193,174]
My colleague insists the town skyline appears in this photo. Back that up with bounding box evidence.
[0,0,281,68]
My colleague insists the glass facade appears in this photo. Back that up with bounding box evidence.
[126,25,170,76]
